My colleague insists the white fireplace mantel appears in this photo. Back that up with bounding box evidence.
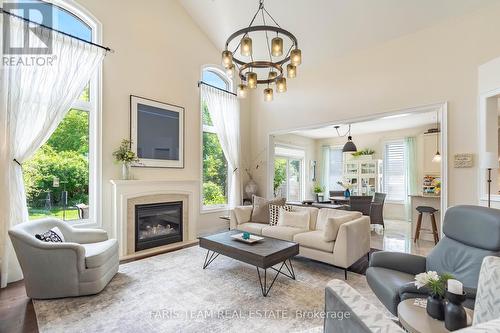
[110,179,199,257]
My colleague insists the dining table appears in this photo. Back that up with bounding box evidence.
[329,196,350,204]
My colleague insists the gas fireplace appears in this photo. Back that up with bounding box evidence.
[135,201,183,251]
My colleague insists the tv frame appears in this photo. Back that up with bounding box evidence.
[130,95,184,168]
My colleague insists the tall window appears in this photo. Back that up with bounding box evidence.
[329,147,344,191]
[383,140,406,201]
[274,146,304,201]
[21,2,99,223]
[201,69,230,209]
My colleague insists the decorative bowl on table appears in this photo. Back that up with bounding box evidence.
[231,233,264,244]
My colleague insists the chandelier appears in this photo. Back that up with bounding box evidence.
[221,0,302,102]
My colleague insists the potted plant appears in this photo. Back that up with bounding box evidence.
[336,181,354,198]
[112,139,139,180]
[313,183,325,202]
[351,148,375,158]
[415,271,454,320]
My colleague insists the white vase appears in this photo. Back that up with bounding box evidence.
[245,179,258,198]
[121,163,130,180]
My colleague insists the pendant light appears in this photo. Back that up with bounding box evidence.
[241,36,253,56]
[287,64,296,78]
[342,125,357,153]
[432,111,441,163]
[271,35,283,56]
[264,87,273,102]
[247,71,257,89]
[237,84,248,98]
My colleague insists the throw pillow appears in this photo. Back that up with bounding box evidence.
[277,209,310,229]
[35,227,65,243]
[323,215,354,242]
[269,204,293,226]
[251,195,286,223]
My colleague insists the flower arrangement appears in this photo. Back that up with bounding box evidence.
[313,183,325,194]
[336,181,353,190]
[414,271,454,298]
[112,139,139,164]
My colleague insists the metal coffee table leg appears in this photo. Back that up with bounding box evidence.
[202,250,219,269]
[256,259,295,296]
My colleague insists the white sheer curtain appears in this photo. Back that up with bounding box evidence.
[201,85,241,208]
[321,146,330,194]
[0,14,106,287]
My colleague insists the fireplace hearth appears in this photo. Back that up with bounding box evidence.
[135,201,183,251]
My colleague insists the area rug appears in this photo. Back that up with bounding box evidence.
[33,246,391,333]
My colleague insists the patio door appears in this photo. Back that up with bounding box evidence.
[274,146,305,201]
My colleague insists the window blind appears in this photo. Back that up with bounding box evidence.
[383,141,406,201]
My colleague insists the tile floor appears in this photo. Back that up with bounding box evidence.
[371,219,435,256]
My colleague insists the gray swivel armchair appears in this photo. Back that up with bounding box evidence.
[9,218,119,299]
[366,205,500,316]
[325,256,500,333]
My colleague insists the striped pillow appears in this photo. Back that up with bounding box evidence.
[269,204,293,226]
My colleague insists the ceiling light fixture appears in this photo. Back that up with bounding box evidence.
[334,125,358,153]
[432,110,441,163]
[221,0,302,101]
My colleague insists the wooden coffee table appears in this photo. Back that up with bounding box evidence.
[198,230,299,296]
[398,299,473,333]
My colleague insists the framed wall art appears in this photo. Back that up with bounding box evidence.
[130,95,184,168]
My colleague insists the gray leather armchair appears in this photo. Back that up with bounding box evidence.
[9,218,119,299]
[366,205,500,315]
[325,256,500,332]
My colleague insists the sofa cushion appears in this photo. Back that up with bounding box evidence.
[269,204,293,226]
[292,206,319,230]
[262,226,308,241]
[82,239,119,269]
[323,215,355,241]
[277,209,310,229]
[294,230,334,252]
[251,195,286,223]
[365,267,415,316]
[316,209,362,231]
[237,222,267,235]
[234,206,252,225]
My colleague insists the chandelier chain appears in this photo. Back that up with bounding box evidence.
[261,6,273,62]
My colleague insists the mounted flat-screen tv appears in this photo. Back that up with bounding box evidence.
[130,95,184,168]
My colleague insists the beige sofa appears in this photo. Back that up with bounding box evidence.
[230,205,371,279]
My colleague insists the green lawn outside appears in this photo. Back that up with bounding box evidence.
[28,207,80,221]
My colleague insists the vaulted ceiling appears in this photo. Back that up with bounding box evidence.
[179,0,496,62]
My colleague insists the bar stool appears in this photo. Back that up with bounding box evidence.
[414,206,439,245]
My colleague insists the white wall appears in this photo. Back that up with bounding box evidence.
[78,0,251,236]
[249,2,500,210]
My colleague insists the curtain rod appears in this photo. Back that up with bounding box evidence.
[198,81,237,96]
[0,8,114,53]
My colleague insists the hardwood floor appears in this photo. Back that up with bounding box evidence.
[0,280,37,333]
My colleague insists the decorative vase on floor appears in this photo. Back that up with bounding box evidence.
[445,291,467,331]
[344,189,350,198]
[121,163,130,180]
[245,179,258,198]
[427,294,445,320]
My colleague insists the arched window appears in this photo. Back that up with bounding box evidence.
[201,68,231,210]
[22,1,102,225]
